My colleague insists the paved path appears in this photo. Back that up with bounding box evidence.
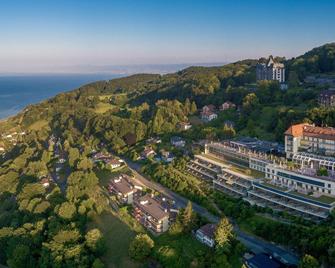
[124,158,299,265]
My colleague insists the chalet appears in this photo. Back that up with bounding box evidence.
[201,111,218,122]
[195,223,217,247]
[106,158,122,169]
[178,122,192,131]
[160,150,175,163]
[146,137,162,145]
[108,174,141,204]
[92,152,110,162]
[202,105,216,113]
[142,147,156,158]
[220,101,236,111]
[170,136,186,147]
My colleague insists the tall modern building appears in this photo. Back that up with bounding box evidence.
[256,56,285,83]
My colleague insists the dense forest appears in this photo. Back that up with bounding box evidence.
[0,43,335,267]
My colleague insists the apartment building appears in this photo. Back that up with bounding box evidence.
[108,174,141,204]
[133,194,172,234]
[285,123,335,158]
[256,56,285,83]
[318,89,335,107]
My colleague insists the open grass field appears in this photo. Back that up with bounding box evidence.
[89,211,141,268]
[94,102,116,114]
[27,119,49,131]
[153,232,210,267]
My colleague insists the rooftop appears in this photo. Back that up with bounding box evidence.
[303,125,335,140]
[109,174,135,195]
[284,123,309,137]
[197,223,217,239]
[135,194,170,220]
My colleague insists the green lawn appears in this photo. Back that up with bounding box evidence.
[88,210,142,268]
[153,232,210,268]
[94,102,116,114]
[27,119,49,131]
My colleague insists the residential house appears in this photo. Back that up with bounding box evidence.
[106,158,122,169]
[170,136,186,147]
[220,101,236,111]
[108,174,141,204]
[133,194,171,233]
[195,223,217,247]
[142,147,156,158]
[202,105,216,113]
[201,111,218,122]
[178,122,192,131]
[146,137,162,145]
[160,150,175,163]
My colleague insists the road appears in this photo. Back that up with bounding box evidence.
[124,158,299,266]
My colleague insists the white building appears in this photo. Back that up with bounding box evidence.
[285,123,335,158]
[195,223,217,247]
[256,56,285,83]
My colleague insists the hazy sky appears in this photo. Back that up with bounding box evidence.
[0,0,334,73]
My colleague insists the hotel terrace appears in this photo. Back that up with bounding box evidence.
[187,134,335,220]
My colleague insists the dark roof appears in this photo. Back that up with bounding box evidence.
[246,253,283,268]
[319,89,335,97]
[198,223,217,239]
[124,132,137,146]
[135,194,169,220]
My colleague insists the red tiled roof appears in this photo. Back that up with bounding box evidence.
[284,123,309,137]
[303,125,335,140]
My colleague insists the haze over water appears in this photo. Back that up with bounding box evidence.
[0,74,122,119]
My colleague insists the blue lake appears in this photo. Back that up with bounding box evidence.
[0,74,123,119]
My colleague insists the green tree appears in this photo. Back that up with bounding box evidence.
[7,244,35,268]
[77,157,93,171]
[214,217,234,252]
[242,93,259,114]
[85,228,105,254]
[92,258,105,268]
[57,202,77,219]
[180,201,196,233]
[298,254,319,268]
[190,101,197,114]
[129,234,154,261]
[68,147,80,167]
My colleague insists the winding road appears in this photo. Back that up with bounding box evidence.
[124,158,299,266]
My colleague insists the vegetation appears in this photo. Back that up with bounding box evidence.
[1,43,335,267]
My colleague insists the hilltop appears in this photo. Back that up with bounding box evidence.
[0,42,335,267]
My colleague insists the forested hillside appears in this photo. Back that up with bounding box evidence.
[0,43,335,267]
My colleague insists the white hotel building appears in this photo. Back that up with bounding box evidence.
[188,134,335,220]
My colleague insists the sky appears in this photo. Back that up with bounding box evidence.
[0,0,334,74]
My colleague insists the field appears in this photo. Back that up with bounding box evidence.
[27,119,49,131]
[94,102,116,114]
[89,211,141,268]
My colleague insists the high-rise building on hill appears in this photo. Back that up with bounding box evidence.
[256,56,285,83]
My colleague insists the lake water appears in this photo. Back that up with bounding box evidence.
[0,74,123,119]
